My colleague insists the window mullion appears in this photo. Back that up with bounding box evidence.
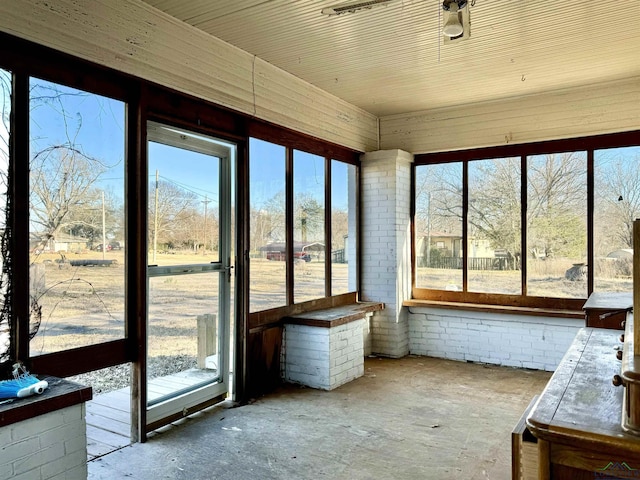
[285,147,294,306]
[587,149,594,296]
[462,161,468,292]
[11,71,30,363]
[520,155,527,297]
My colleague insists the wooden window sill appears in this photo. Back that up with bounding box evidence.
[283,302,384,328]
[403,299,584,320]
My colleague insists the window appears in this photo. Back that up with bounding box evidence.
[413,133,640,309]
[594,146,640,293]
[28,78,126,355]
[415,162,462,290]
[249,138,358,313]
[249,138,287,312]
[331,160,356,295]
[293,150,325,303]
[0,69,9,362]
[526,152,587,298]
[468,157,521,294]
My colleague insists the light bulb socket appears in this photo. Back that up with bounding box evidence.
[442,0,467,11]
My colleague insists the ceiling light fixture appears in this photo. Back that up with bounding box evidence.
[442,0,467,38]
[321,0,396,16]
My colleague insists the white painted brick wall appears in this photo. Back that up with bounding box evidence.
[284,319,365,390]
[408,307,583,371]
[0,404,87,480]
[360,150,413,358]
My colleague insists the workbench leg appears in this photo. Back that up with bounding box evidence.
[537,439,551,480]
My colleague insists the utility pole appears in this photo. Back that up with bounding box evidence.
[153,169,159,263]
[202,195,210,255]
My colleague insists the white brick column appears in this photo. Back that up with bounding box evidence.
[360,149,413,358]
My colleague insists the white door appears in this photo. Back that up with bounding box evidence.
[145,121,233,429]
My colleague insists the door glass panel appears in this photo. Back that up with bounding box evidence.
[147,272,221,406]
[28,77,126,355]
[146,122,231,417]
[148,131,221,264]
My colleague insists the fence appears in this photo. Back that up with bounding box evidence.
[422,256,518,271]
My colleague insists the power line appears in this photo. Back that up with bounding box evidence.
[154,174,219,203]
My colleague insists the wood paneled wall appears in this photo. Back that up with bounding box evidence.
[0,0,378,153]
[380,77,640,154]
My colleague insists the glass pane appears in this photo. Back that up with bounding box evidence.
[331,161,356,295]
[415,163,463,290]
[526,152,587,298]
[594,146,640,293]
[148,129,221,265]
[0,69,10,362]
[249,138,286,312]
[148,272,221,406]
[468,158,521,294]
[29,78,125,355]
[294,150,325,302]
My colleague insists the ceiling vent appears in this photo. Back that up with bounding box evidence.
[321,0,397,16]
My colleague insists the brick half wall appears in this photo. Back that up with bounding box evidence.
[408,307,584,371]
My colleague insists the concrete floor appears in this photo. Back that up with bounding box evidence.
[88,356,551,480]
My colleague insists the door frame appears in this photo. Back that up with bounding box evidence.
[137,119,235,437]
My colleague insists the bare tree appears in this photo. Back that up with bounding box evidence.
[295,193,323,243]
[331,208,348,250]
[468,157,521,255]
[526,153,586,258]
[30,146,107,250]
[596,154,640,249]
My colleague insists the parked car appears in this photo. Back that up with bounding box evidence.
[93,243,111,252]
[109,241,122,250]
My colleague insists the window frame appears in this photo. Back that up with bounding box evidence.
[248,133,360,313]
[412,130,640,311]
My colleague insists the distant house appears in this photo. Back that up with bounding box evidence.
[30,232,89,253]
[416,231,506,269]
[260,241,324,262]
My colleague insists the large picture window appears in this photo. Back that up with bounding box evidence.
[249,138,358,313]
[28,78,126,355]
[413,134,639,309]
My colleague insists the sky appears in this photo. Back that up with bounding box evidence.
[25,76,351,216]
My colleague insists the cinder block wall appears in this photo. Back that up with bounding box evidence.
[408,307,583,371]
[0,404,87,480]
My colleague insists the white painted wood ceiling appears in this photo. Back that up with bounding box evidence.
[141,0,640,117]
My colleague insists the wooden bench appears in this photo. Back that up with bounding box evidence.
[282,302,384,390]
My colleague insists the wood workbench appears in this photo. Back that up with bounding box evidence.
[527,327,640,479]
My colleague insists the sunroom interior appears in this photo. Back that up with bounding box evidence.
[1,0,640,478]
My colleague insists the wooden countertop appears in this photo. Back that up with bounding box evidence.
[283,302,384,328]
[0,376,92,427]
[527,327,640,459]
[583,292,633,311]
